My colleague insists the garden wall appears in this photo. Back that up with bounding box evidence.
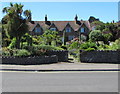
[1,55,58,65]
[80,50,120,63]
[46,50,68,62]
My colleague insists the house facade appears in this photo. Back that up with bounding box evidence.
[28,15,91,41]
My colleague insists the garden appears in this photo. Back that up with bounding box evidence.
[0,3,120,64]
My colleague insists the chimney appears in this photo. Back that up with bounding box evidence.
[113,20,115,23]
[75,14,78,22]
[45,15,47,23]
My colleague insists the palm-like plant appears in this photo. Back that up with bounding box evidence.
[2,2,32,49]
[24,10,32,22]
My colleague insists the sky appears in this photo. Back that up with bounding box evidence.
[1,2,119,23]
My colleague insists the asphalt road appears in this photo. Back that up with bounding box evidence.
[1,71,119,92]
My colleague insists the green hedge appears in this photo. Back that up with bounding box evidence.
[2,48,31,57]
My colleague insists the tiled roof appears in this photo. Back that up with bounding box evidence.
[28,20,91,31]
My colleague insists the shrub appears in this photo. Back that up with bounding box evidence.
[13,49,31,57]
[34,45,64,51]
[89,30,103,41]
[8,38,17,49]
[80,41,97,50]
[108,42,118,50]
[97,44,110,50]
[2,47,13,56]
[29,45,64,56]
[21,42,28,49]
[68,41,80,50]
[61,45,67,50]
[85,48,95,51]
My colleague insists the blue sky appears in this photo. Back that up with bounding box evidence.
[1,2,118,22]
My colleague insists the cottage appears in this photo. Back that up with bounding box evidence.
[28,15,91,42]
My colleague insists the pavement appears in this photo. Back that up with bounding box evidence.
[0,62,119,72]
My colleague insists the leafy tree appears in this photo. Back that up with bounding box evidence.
[103,33,113,44]
[42,30,59,45]
[88,16,99,23]
[104,23,118,41]
[89,30,103,42]
[92,21,119,41]
[92,21,105,31]
[2,2,32,49]
[1,23,11,47]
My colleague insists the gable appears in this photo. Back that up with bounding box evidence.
[28,20,91,32]
[49,23,58,31]
[62,23,74,31]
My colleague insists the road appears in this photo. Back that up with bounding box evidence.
[1,71,119,92]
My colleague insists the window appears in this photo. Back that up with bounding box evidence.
[35,27,41,32]
[80,28,85,33]
[66,27,71,32]
[92,26,96,30]
[50,28,56,31]
[68,36,74,40]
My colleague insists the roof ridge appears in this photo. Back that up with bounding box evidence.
[31,20,86,22]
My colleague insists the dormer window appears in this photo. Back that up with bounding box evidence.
[80,27,85,33]
[66,27,71,32]
[50,28,56,31]
[35,27,41,32]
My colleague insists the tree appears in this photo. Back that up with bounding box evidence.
[91,21,105,31]
[89,30,103,42]
[88,16,99,23]
[103,33,113,44]
[2,2,32,49]
[42,30,59,45]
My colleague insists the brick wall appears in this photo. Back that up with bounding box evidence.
[80,50,120,63]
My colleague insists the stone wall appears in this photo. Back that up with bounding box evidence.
[46,50,68,62]
[80,50,120,63]
[1,55,58,65]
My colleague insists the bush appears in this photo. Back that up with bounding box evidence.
[8,38,17,49]
[89,30,103,41]
[34,45,64,51]
[85,48,95,51]
[68,41,80,50]
[21,42,28,49]
[2,48,31,57]
[2,47,13,56]
[13,49,31,57]
[61,45,67,50]
[28,45,64,56]
[80,41,97,50]
[97,44,110,50]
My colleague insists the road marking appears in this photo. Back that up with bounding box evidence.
[0,71,119,74]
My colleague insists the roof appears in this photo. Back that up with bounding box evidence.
[28,20,91,31]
